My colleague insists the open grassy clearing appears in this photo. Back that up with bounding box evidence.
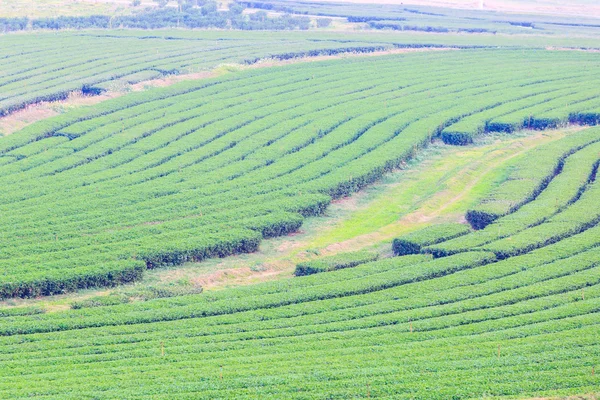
[313,129,572,250]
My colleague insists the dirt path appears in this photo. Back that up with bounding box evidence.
[322,131,563,253]
[0,92,121,137]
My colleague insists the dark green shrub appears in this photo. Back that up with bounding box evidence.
[295,251,379,276]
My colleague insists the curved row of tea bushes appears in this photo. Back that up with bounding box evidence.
[480,171,600,259]
[440,80,600,145]
[392,223,471,255]
[0,31,403,118]
[294,250,379,275]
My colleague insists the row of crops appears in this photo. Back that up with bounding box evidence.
[3,29,600,122]
[2,49,600,298]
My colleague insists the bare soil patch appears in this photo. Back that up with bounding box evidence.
[129,71,221,90]
[190,263,291,290]
[0,92,119,137]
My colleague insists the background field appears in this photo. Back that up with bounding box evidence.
[312,0,600,18]
[0,0,139,18]
[3,48,600,299]
[4,0,599,18]
[3,29,600,136]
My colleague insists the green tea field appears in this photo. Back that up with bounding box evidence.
[0,0,599,398]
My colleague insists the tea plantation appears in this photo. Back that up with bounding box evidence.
[1,8,600,397]
[2,50,600,298]
[1,124,599,395]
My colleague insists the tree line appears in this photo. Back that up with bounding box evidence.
[0,3,314,32]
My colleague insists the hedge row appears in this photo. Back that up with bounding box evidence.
[0,260,146,299]
[295,251,379,276]
[0,224,598,398]
[425,137,600,257]
[392,223,471,255]
[439,82,594,145]
[0,30,403,119]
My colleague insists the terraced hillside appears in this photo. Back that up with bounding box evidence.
[3,0,600,395]
[1,127,599,398]
[2,49,600,298]
[0,31,398,118]
[3,29,600,123]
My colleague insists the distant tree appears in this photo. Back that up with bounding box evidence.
[249,10,267,22]
[177,0,198,10]
[201,1,218,15]
[14,2,326,32]
[131,0,141,6]
[316,17,332,28]
[292,15,310,30]
[0,17,28,32]
[229,3,245,15]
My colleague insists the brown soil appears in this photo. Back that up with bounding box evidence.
[190,263,292,290]
[0,92,119,136]
[129,71,221,90]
